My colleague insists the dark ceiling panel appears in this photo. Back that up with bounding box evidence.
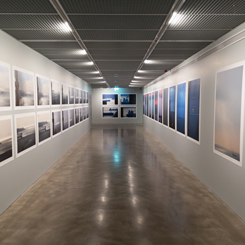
[69,15,166,29]
[22,42,80,49]
[155,42,212,49]
[78,30,158,41]
[60,0,175,14]
[96,61,140,70]
[84,42,151,50]
[0,0,56,13]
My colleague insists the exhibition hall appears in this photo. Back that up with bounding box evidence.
[0,0,245,244]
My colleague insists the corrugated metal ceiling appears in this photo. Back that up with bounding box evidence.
[0,0,244,88]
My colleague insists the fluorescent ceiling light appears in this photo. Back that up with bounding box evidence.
[131,80,148,83]
[91,71,100,74]
[144,60,156,64]
[87,61,94,65]
[90,81,106,84]
[138,70,146,73]
[169,12,182,25]
[60,21,72,32]
[79,49,87,55]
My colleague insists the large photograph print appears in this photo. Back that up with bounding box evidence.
[14,68,34,108]
[0,116,13,166]
[15,113,36,156]
[163,88,168,126]
[62,110,69,131]
[148,93,151,118]
[75,108,80,124]
[121,107,136,118]
[79,90,83,104]
[177,83,186,134]
[102,94,118,105]
[159,90,163,123]
[37,75,50,106]
[169,86,176,130]
[51,81,60,105]
[69,109,75,127]
[37,112,51,144]
[0,62,11,109]
[120,94,136,105]
[187,79,200,141]
[75,89,79,104]
[69,87,74,104]
[151,92,154,119]
[155,91,158,121]
[214,65,243,164]
[102,107,118,118]
[52,111,61,136]
[62,84,69,105]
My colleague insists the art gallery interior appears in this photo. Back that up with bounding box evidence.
[0,0,245,243]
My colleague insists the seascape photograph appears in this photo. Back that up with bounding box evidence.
[187,79,200,141]
[169,86,176,130]
[121,107,136,118]
[0,63,10,108]
[215,66,243,162]
[0,117,13,164]
[62,110,69,131]
[37,76,50,106]
[151,92,154,119]
[148,93,151,118]
[80,108,84,121]
[52,111,61,136]
[62,84,69,105]
[83,91,86,103]
[102,94,118,105]
[86,107,89,118]
[102,107,118,118]
[159,90,163,123]
[38,112,51,143]
[163,88,168,126]
[69,87,74,104]
[14,69,34,107]
[75,89,79,104]
[51,81,60,105]
[120,94,136,105]
[79,90,83,104]
[69,109,75,127]
[83,107,87,119]
[86,92,88,103]
[16,114,36,154]
[177,83,186,134]
[155,91,158,122]
[145,94,148,116]
[75,108,80,124]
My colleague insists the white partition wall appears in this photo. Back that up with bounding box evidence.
[143,23,245,221]
[0,30,92,215]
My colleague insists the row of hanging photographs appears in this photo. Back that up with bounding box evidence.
[0,61,89,111]
[0,107,89,167]
[102,93,137,118]
[143,61,245,167]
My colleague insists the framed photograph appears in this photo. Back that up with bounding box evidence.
[80,107,84,122]
[177,83,186,135]
[151,92,154,119]
[0,61,11,110]
[169,86,176,130]
[69,109,75,127]
[121,107,136,118]
[69,87,74,104]
[79,90,83,104]
[102,107,118,118]
[62,110,69,131]
[0,116,14,167]
[75,108,80,124]
[36,75,50,107]
[15,113,36,157]
[14,67,34,109]
[83,91,86,104]
[51,80,61,106]
[102,94,118,105]
[187,78,200,142]
[83,107,87,120]
[75,88,79,104]
[120,94,136,105]
[148,93,151,118]
[62,84,69,105]
[37,111,51,145]
[143,95,145,115]
[86,91,89,104]
[214,64,244,165]
[163,88,168,126]
[155,91,158,121]
[145,94,148,116]
[52,110,61,136]
[159,90,163,123]
[86,107,89,118]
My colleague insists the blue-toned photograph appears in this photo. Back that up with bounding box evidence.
[163,88,168,126]
[177,83,186,134]
[102,94,118,105]
[145,94,148,116]
[102,107,118,118]
[147,93,151,117]
[143,95,145,115]
[169,86,176,129]
[120,94,136,104]
[187,79,200,141]
[151,92,154,119]
[121,107,136,118]
[159,90,163,123]
[155,91,158,121]
[215,66,243,162]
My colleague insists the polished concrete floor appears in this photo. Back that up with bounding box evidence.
[0,125,245,244]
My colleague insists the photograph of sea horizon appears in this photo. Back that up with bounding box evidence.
[151,92,154,119]
[75,89,79,104]
[80,108,84,121]
[155,91,158,122]
[215,66,243,162]
[69,87,74,104]
[75,108,80,124]
[177,83,186,134]
[0,64,10,108]
[102,107,118,118]
[52,111,61,135]
[102,94,118,105]
[163,88,168,126]
[159,90,163,123]
[51,81,60,105]
[62,110,69,131]
[79,90,83,104]
[120,94,136,105]
[37,76,50,106]
[62,84,69,105]
[169,86,176,129]
[69,109,75,127]
[148,93,151,118]
[121,107,136,118]
[0,118,12,164]
[38,112,50,143]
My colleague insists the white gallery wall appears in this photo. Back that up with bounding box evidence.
[0,30,92,215]
[143,23,245,221]
[92,88,143,124]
